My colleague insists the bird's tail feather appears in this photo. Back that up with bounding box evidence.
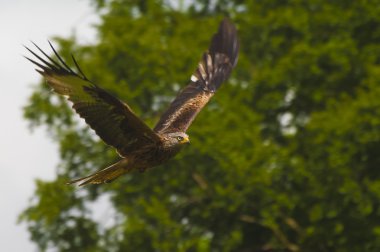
[67,159,131,186]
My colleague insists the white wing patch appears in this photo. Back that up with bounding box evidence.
[191,75,198,82]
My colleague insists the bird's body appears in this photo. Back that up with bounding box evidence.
[26,18,239,186]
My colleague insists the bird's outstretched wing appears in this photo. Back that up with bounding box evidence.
[154,18,239,134]
[25,42,161,156]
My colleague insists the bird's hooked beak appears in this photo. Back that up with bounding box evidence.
[181,136,190,144]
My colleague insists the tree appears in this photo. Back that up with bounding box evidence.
[21,0,380,251]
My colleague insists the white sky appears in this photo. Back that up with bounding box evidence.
[0,0,99,250]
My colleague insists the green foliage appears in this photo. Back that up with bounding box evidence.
[22,0,380,251]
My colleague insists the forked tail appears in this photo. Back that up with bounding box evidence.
[67,159,131,186]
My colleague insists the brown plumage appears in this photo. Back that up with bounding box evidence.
[25,18,239,186]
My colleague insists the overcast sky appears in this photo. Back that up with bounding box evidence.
[0,0,99,250]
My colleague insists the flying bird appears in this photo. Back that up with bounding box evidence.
[25,18,239,186]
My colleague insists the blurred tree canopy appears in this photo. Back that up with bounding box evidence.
[21,0,380,251]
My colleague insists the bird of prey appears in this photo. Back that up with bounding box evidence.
[25,18,239,186]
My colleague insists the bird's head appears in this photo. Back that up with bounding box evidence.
[163,132,190,148]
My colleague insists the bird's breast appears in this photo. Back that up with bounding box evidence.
[124,143,181,168]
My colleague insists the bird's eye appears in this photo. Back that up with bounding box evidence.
[177,136,184,142]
